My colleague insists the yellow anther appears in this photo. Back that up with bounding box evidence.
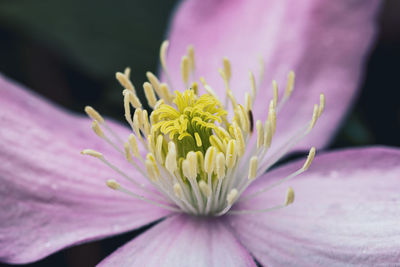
[143,82,157,108]
[124,67,131,79]
[146,153,160,181]
[123,92,133,124]
[116,72,135,93]
[146,71,161,95]
[249,71,256,97]
[191,82,198,95]
[181,55,190,87]
[194,132,202,147]
[91,120,104,138]
[142,110,151,137]
[196,151,204,173]
[268,100,277,134]
[106,179,121,190]
[223,57,232,82]
[227,188,238,205]
[272,80,278,108]
[173,183,183,199]
[186,151,198,179]
[160,40,169,72]
[128,134,140,158]
[199,76,207,87]
[302,147,316,171]
[264,121,273,148]
[155,135,164,163]
[123,89,142,109]
[81,149,103,158]
[256,120,264,149]
[248,156,258,180]
[244,92,252,112]
[309,104,319,130]
[225,140,237,169]
[159,83,173,103]
[216,152,226,179]
[227,90,237,108]
[285,187,295,206]
[124,142,132,162]
[233,124,245,156]
[318,93,325,117]
[284,71,295,98]
[84,106,104,124]
[199,180,211,197]
[165,142,177,174]
[210,135,225,152]
[204,85,218,99]
[187,45,195,72]
[204,146,217,174]
[147,135,155,155]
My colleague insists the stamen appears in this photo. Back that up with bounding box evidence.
[128,134,142,160]
[143,82,157,108]
[249,71,256,98]
[248,156,258,180]
[160,40,174,87]
[285,187,295,206]
[84,106,104,124]
[146,71,161,96]
[227,188,238,205]
[318,93,325,117]
[181,55,190,88]
[187,45,195,73]
[116,72,136,93]
[256,120,263,148]
[81,149,103,158]
[124,67,131,79]
[223,57,232,82]
[199,180,211,198]
[272,80,278,108]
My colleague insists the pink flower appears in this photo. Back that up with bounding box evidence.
[2,0,397,266]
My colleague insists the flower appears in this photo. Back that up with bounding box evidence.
[0,0,395,266]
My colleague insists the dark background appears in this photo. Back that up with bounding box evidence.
[0,0,399,266]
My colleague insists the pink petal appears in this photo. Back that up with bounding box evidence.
[99,214,256,267]
[165,0,380,151]
[0,75,171,264]
[229,147,400,266]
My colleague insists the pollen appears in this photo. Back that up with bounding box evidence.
[82,41,325,216]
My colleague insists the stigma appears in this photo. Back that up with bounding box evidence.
[82,41,324,216]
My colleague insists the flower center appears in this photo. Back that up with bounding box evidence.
[82,41,324,216]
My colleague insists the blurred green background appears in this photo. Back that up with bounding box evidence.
[0,0,399,266]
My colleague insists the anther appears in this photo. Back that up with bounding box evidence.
[165,142,177,174]
[81,149,103,159]
[181,55,190,87]
[124,67,131,79]
[199,180,211,197]
[225,140,237,169]
[302,147,316,171]
[146,71,161,95]
[285,187,295,206]
[248,156,258,180]
[116,72,135,93]
[272,80,278,108]
[84,106,104,124]
[173,183,183,199]
[143,82,157,108]
[204,146,217,174]
[160,40,169,73]
[318,93,325,117]
[227,189,238,205]
[91,120,104,138]
[124,142,132,162]
[249,71,256,97]
[284,71,295,98]
[223,57,231,82]
[256,120,264,148]
[216,152,226,179]
[106,179,121,190]
[308,104,319,130]
[128,134,141,159]
[187,45,195,72]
